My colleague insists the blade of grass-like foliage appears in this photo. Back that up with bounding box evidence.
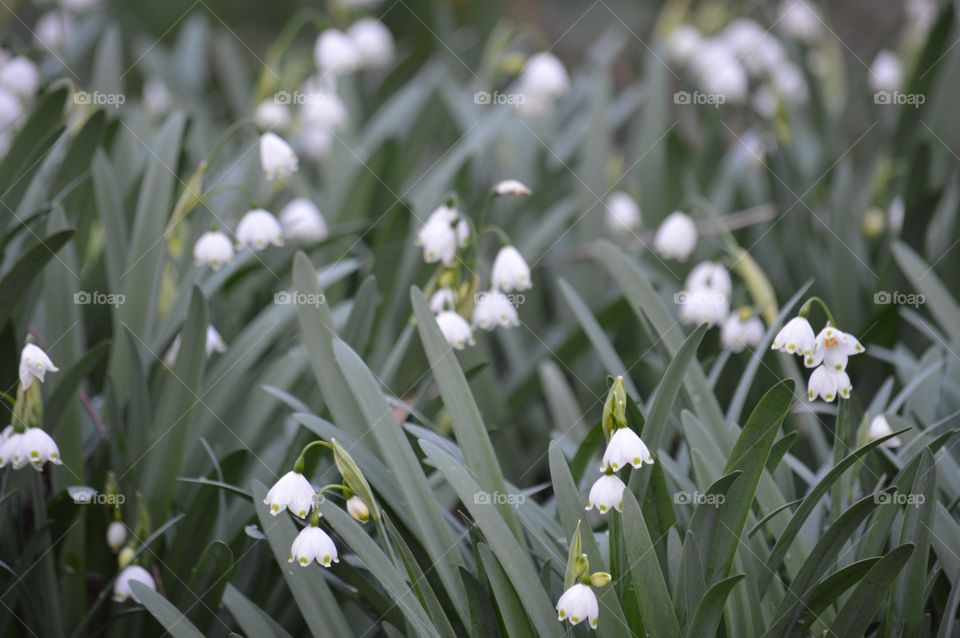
[420,440,558,636]
[342,275,380,354]
[477,544,536,637]
[332,338,469,624]
[411,287,520,538]
[830,545,916,637]
[129,581,204,638]
[0,88,67,213]
[222,584,292,638]
[0,229,73,326]
[685,574,745,638]
[937,566,960,638]
[177,540,234,633]
[621,490,682,638]
[251,481,353,638]
[790,557,881,634]
[892,241,960,344]
[44,340,109,428]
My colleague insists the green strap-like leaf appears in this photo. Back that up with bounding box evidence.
[129,581,204,638]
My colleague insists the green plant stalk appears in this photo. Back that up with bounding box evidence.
[831,400,847,521]
[609,510,622,597]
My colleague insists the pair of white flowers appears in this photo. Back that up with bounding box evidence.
[585,427,654,515]
[314,20,395,76]
[772,316,864,401]
[0,345,61,471]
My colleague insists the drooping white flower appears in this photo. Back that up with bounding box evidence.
[13,428,62,471]
[653,211,697,261]
[868,414,901,448]
[297,127,334,162]
[193,230,235,270]
[280,197,328,243]
[751,84,779,118]
[429,288,457,314]
[314,29,360,76]
[491,245,532,292]
[259,132,298,182]
[779,0,822,44]
[601,427,653,472]
[804,326,864,370]
[518,53,570,100]
[664,24,702,64]
[771,63,808,105]
[35,12,73,50]
[556,582,599,629]
[253,99,291,132]
[112,565,155,603]
[585,473,625,514]
[164,325,227,367]
[236,209,284,251]
[0,56,40,98]
[721,19,785,77]
[686,261,732,296]
[605,192,640,235]
[289,525,339,567]
[771,316,816,356]
[19,344,59,390]
[677,261,731,326]
[435,311,475,349]
[107,521,127,553]
[0,432,21,468]
[347,19,394,69]
[472,290,520,331]
[263,471,315,518]
[690,39,748,103]
[493,179,532,196]
[870,50,903,93]
[807,365,851,402]
[299,83,348,131]
[142,78,172,116]
[346,496,370,523]
[416,215,458,266]
[721,313,765,352]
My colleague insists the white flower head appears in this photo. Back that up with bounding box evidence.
[721,313,765,352]
[347,19,394,69]
[35,12,74,50]
[491,245,532,292]
[868,414,901,448]
[664,24,702,64]
[289,525,339,567]
[780,0,823,44]
[416,215,458,266]
[314,29,361,76]
[585,473,625,514]
[142,78,172,116]
[13,428,62,470]
[297,127,334,162]
[601,427,653,472]
[429,288,457,314]
[772,316,816,356]
[493,179,532,197]
[556,582,599,629]
[605,192,641,235]
[653,211,698,261]
[771,63,808,105]
[519,52,570,99]
[236,209,283,251]
[870,50,903,93]
[259,132,299,182]
[472,290,519,331]
[253,99,292,132]
[0,56,40,98]
[19,344,59,389]
[721,19,785,77]
[280,197,328,243]
[804,326,864,370]
[299,81,348,130]
[263,471,315,518]
[807,365,851,402]
[346,495,370,523]
[112,565,156,603]
[435,311,475,350]
[0,432,21,469]
[193,231,235,270]
[690,39,748,103]
[107,521,127,553]
[685,261,732,296]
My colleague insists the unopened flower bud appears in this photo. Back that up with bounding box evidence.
[589,572,612,588]
[346,496,370,523]
[118,546,135,568]
[107,521,127,553]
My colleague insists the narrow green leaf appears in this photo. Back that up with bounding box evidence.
[831,545,916,637]
[685,574,745,638]
[129,582,204,638]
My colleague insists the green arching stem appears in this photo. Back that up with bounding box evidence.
[799,296,835,326]
[482,225,512,246]
[205,117,257,170]
[830,399,846,521]
[317,483,353,498]
[293,440,334,474]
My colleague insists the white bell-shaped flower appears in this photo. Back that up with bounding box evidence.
[491,245,532,292]
[653,211,697,261]
[193,231,235,270]
[679,288,729,326]
[771,63,808,105]
[685,261,732,296]
[690,39,748,103]
[556,582,599,629]
[435,312,475,350]
[289,525,339,567]
[142,78,172,117]
[868,414,901,448]
[664,24,702,64]
[779,0,822,44]
[416,216,458,266]
[429,288,457,314]
[236,209,283,251]
[35,12,74,50]
[807,365,851,402]
[720,314,765,352]
[771,316,816,356]
[601,427,653,472]
[585,474,625,514]
[297,127,334,162]
[471,290,519,331]
[804,326,864,370]
[253,99,291,132]
[870,50,903,93]
[519,53,570,99]
[314,29,360,76]
[107,521,127,552]
[347,19,394,69]
[259,132,299,182]
[112,565,155,603]
[493,179,532,196]
[0,432,21,468]
[280,198,328,243]
[0,56,40,98]
[19,343,59,389]
[263,471,316,518]
[14,428,62,471]
[346,496,370,523]
[299,83,348,131]
[605,192,640,235]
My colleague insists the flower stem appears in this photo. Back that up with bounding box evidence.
[830,400,846,521]
[293,440,334,474]
[799,296,835,326]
